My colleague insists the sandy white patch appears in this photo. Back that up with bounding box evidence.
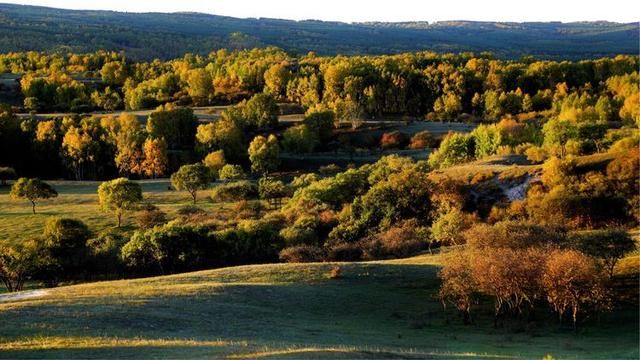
[0,289,49,302]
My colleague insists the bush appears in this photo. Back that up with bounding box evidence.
[41,217,91,280]
[408,130,435,149]
[135,204,167,229]
[431,207,475,246]
[318,164,341,175]
[380,131,405,150]
[464,221,566,250]
[219,164,246,181]
[211,181,258,202]
[176,205,207,218]
[290,173,320,189]
[325,242,362,261]
[279,245,325,263]
[279,225,319,246]
[215,219,284,264]
[258,177,289,200]
[86,230,127,276]
[361,220,429,259]
[121,224,216,275]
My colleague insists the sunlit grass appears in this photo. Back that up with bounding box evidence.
[0,179,232,243]
[0,254,637,359]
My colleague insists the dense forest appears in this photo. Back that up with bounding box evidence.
[0,4,638,60]
[0,49,638,179]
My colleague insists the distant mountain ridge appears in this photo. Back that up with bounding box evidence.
[0,3,637,60]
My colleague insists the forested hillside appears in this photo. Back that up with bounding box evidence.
[0,4,637,60]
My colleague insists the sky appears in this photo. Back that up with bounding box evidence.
[4,0,638,23]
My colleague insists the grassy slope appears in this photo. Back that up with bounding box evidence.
[0,180,233,243]
[0,252,637,359]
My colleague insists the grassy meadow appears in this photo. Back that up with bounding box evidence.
[0,252,637,359]
[0,180,232,243]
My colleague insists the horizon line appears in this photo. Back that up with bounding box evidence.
[1,2,636,25]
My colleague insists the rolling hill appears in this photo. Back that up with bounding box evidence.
[0,4,637,60]
[0,253,637,359]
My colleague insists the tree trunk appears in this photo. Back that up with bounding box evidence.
[192,191,197,205]
[117,213,122,228]
[31,200,36,214]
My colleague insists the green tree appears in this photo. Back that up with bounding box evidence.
[218,164,246,181]
[281,125,319,153]
[264,63,291,99]
[10,178,58,214]
[542,118,579,159]
[471,124,502,159]
[100,61,128,86]
[202,150,226,180]
[569,229,636,278]
[243,93,279,130]
[0,239,42,292]
[427,133,475,169]
[248,134,280,175]
[42,217,91,281]
[146,106,198,150]
[195,119,244,163]
[98,178,144,227]
[303,110,335,142]
[170,164,210,204]
[186,68,213,105]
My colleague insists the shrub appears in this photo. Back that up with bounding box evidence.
[380,131,404,150]
[325,242,362,261]
[290,173,320,189]
[121,224,216,275]
[279,245,325,263]
[202,150,226,179]
[258,177,289,200]
[361,220,429,259]
[41,217,91,280]
[318,164,341,175]
[219,164,246,181]
[231,200,264,220]
[431,207,475,246]
[86,230,127,276]
[464,221,566,250]
[427,132,475,169]
[135,203,167,229]
[176,205,206,218]
[279,225,319,247]
[525,146,548,163]
[0,239,42,292]
[215,219,284,264]
[567,229,636,278]
[408,130,435,149]
[211,181,258,202]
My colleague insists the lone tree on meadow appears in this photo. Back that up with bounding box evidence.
[170,163,210,204]
[10,178,58,214]
[98,178,143,227]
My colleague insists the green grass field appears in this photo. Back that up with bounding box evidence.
[0,180,231,243]
[0,252,637,359]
